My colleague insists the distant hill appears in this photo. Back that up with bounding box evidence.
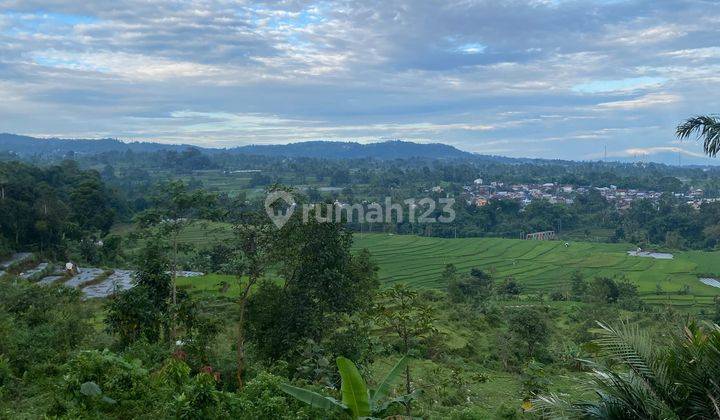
[2,133,715,165]
[228,140,474,159]
[0,134,475,160]
[0,133,194,155]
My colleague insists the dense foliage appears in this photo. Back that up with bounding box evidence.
[1,152,719,418]
[0,160,121,256]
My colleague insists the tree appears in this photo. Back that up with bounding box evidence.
[105,244,171,346]
[135,181,218,337]
[246,213,379,362]
[497,277,522,298]
[570,271,587,300]
[280,356,416,420]
[588,277,620,304]
[447,268,494,304]
[69,177,115,234]
[677,115,720,157]
[508,306,551,360]
[440,263,458,286]
[376,284,436,415]
[224,219,274,389]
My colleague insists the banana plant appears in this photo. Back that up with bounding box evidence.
[280,355,418,419]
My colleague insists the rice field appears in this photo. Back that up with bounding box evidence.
[352,233,720,308]
[114,222,720,308]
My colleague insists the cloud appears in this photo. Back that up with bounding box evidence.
[572,77,666,93]
[604,24,687,46]
[28,50,223,80]
[596,93,680,110]
[0,0,719,162]
[622,146,706,158]
[114,110,501,147]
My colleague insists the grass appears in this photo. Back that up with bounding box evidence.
[112,223,720,309]
[177,273,236,297]
[352,233,720,309]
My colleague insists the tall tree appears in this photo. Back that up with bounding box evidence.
[105,243,171,346]
[224,217,274,389]
[246,211,379,362]
[136,181,218,337]
[376,284,436,416]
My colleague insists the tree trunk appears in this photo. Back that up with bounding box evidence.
[171,233,178,340]
[236,278,255,390]
[172,233,178,305]
[403,334,412,416]
[236,295,247,389]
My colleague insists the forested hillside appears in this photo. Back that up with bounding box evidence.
[0,161,121,256]
[1,154,720,418]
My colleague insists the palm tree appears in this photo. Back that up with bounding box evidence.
[534,321,720,419]
[676,115,720,157]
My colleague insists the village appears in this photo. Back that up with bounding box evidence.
[462,178,715,210]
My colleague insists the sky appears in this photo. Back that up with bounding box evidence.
[1,0,720,162]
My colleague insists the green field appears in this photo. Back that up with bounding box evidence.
[115,223,720,309]
[352,233,720,308]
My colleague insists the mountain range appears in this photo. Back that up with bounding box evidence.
[0,133,476,160]
[0,133,716,165]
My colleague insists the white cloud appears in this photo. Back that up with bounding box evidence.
[662,47,720,60]
[596,93,680,110]
[604,24,687,46]
[622,146,706,158]
[28,50,223,80]
[0,0,719,162]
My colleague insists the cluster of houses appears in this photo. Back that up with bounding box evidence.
[596,186,709,210]
[461,178,714,210]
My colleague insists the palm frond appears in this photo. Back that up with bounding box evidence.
[676,115,720,157]
[531,393,579,419]
[537,322,720,419]
[594,321,656,381]
[590,369,676,419]
[664,322,720,417]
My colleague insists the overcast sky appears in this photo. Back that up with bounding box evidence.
[1,0,719,161]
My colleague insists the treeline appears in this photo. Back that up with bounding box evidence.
[336,189,720,250]
[0,190,389,418]
[0,161,122,256]
[37,145,720,195]
[7,151,720,254]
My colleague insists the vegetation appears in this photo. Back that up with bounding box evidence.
[677,115,720,157]
[536,321,720,419]
[280,356,414,419]
[2,128,720,418]
[353,233,720,310]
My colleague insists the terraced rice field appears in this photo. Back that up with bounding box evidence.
[353,233,720,308]
[110,223,720,309]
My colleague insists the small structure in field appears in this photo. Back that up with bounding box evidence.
[525,231,557,241]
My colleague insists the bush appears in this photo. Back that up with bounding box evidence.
[497,277,522,298]
[0,282,91,376]
[54,350,154,418]
[448,268,494,304]
[234,372,323,419]
[550,291,566,301]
